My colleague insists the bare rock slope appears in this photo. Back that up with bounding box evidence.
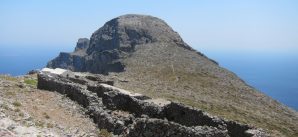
[47,14,298,137]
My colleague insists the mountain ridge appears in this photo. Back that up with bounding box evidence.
[47,14,298,137]
[47,14,214,74]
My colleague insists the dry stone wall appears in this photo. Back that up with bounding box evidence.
[37,68,269,137]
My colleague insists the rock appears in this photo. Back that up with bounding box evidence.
[0,128,15,137]
[0,117,59,137]
[162,102,226,128]
[47,14,197,74]
[17,83,25,88]
[75,38,90,52]
[27,70,39,75]
[0,112,5,119]
[128,118,228,137]
[245,129,270,137]
[41,68,73,77]
[7,124,16,131]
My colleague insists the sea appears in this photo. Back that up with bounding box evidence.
[0,46,297,110]
[202,49,298,111]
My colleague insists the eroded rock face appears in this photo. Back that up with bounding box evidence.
[47,14,196,74]
[87,14,192,53]
[37,68,269,137]
[75,38,89,52]
[47,38,89,72]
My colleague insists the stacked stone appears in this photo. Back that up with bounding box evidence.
[37,68,269,137]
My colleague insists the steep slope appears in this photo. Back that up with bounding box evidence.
[47,14,298,137]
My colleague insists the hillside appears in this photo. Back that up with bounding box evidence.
[47,14,298,136]
[0,74,102,136]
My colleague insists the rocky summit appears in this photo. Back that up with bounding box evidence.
[47,14,298,137]
[47,14,198,74]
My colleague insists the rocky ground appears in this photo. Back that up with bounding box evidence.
[0,74,113,137]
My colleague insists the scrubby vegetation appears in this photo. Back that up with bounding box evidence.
[97,129,113,137]
[24,79,37,86]
[0,74,99,136]
[12,101,22,107]
[111,43,298,137]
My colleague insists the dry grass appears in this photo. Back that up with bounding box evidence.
[117,67,297,136]
[0,74,98,136]
[110,43,298,137]
[0,75,18,81]
[97,129,113,137]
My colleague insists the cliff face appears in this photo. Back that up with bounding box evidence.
[47,14,298,137]
[47,38,89,72]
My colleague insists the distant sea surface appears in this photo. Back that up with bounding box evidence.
[203,49,298,110]
[0,46,73,76]
[0,46,297,110]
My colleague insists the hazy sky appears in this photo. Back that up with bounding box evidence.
[1,0,298,52]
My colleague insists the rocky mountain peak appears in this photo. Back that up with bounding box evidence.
[87,14,192,54]
[47,14,196,74]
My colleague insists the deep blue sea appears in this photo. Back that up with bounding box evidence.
[202,49,298,110]
[0,46,73,76]
[0,46,297,110]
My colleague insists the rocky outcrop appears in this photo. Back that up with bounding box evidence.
[75,38,89,52]
[37,68,269,137]
[47,38,89,72]
[47,14,207,74]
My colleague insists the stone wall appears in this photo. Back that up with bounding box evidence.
[163,102,225,128]
[128,118,228,137]
[37,68,269,137]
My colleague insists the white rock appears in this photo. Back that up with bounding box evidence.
[100,83,143,97]
[41,68,73,77]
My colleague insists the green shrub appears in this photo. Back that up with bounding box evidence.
[12,101,22,107]
[19,112,24,117]
[24,79,37,86]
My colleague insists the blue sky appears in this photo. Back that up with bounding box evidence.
[1,0,298,53]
